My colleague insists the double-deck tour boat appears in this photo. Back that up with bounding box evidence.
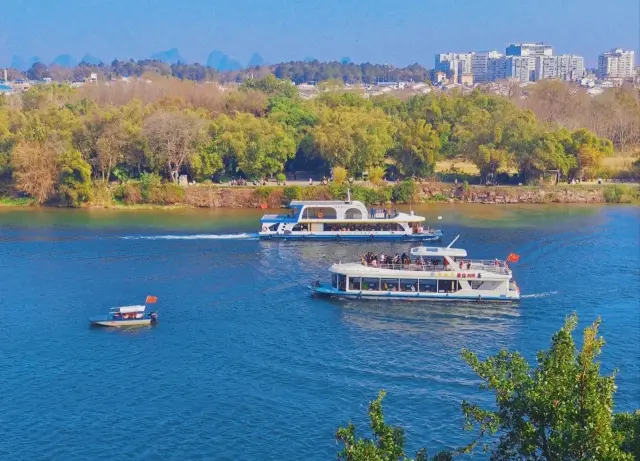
[259,191,442,241]
[89,296,159,328]
[310,237,520,302]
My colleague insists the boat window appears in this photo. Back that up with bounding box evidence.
[268,223,279,231]
[469,281,484,290]
[418,279,438,293]
[338,274,347,291]
[332,274,338,288]
[438,280,461,293]
[292,224,308,231]
[362,278,380,291]
[382,278,399,292]
[344,208,363,219]
[400,279,418,292]
[349,277,361,290]
[303,207,337,219]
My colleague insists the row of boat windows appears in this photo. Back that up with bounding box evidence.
[332,275,462,293]
[301,208,363,220]
[292,223,407,232]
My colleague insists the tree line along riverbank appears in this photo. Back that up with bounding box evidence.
[2,181,638,208]
[1,74,639,208]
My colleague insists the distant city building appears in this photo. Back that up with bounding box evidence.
[434,52,473,84]
[597,48,635,79]
[460,74,474,86]
[471,51,502,83]
[506,42,553,57]
[504,56,536,82]
[535,55,585,81]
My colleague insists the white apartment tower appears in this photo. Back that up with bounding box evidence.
[435,52,473,83]
[535,55,585,81]
[597,48,635,79]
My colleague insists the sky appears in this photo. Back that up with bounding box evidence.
[1,0,638,68]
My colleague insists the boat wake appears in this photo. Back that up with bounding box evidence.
[521,291,558,299]
[121,233,258,240]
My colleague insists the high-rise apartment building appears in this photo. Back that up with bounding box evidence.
[597,48,635,79]
[535,55,585,80]
[434,52,473,83]
[506,43,553,57]
[471,51,502,83]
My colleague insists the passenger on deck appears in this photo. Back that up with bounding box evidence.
[467,262,471,270]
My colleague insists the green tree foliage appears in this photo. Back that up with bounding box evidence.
[310,106,393,174]
[240,74,298,99]
[208,113,296,179]
[461,313,633,460]
[57,149,92,206]
[368,166,386,185]
[336,390,452,461]
[332,166,348,184]
[392,118,440,177]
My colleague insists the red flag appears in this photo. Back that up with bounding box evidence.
[507,253,520,263]
[145,295,158,304]
[260,203,268,209]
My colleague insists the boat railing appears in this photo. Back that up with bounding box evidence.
[364,260,510,275]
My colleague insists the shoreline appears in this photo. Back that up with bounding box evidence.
[1,182,638,209]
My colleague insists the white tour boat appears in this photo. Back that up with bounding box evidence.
[310,237,520,302]
[259,191,442,242]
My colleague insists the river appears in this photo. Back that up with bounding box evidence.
[0,204,638,460]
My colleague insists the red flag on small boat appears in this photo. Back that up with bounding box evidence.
[507,253,520,263]
[145,295,158,304]
[260,203,268,209]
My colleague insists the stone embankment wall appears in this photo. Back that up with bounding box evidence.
[418,183,609,204]
[181,183,633,208]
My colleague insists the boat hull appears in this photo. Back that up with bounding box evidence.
[309,285,519,303]
[260,232,442,242]
[89,318,155,328]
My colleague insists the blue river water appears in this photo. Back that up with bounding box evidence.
[0,204,638,460]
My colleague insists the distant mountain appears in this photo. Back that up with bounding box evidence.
[150,48,184,64]
[10,56,26,70]
[247,52,266,67]
[51,54,78,68]
[206,50,243,71]
[10,55,42,70]
[80,54,102,65]
[340,57,352,64]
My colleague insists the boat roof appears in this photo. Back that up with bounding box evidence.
[289,200,365,207]
[410,246,467,257]
[110,305,146,314]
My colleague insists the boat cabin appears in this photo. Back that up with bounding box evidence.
[109,305,146,320]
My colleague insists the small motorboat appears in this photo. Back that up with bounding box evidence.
[90,296,159,328]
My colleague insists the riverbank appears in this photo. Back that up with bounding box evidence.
[1,182,638,209]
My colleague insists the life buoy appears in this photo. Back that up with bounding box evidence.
[262,226,268,232]
[317,212,324,219]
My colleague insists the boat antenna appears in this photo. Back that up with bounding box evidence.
[447,235,460,248]
[346,188,351,203]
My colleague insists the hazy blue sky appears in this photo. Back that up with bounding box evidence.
[1,0,638,67]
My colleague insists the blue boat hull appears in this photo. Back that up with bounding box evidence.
[260,233,442,242]
[309,285,516,303]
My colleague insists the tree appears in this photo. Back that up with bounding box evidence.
[240,74,298,99]
[57,149,92,206]
[368,166,386,185]
[336,390,452,461]
[310,106,394,173]
[461,313,633,460]
[143,110,207,181]
[468,146,511,182]
[207,113,296,179]
[10,139,61,203]
[332,166,347,184]
[391,118,441,177]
